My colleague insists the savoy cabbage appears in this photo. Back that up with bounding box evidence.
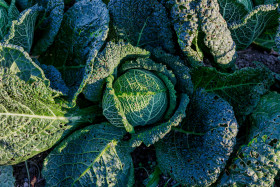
[0,0,279,186]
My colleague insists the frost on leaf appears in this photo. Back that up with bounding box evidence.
[155,90,238,186]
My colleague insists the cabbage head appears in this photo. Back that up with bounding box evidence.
[103,69,168,127]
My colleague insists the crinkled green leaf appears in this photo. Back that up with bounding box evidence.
[42,123,134,187]
[4,4,40,53]
[191,66,274,115]
[171,0,236,68]
[4,5,40,53]
[130,93,189,147]
[171,0,203,66]
[148,47,194,96]
[0,69,69,165]
[8,0,19,22]
[83,41,150,102]
[108,0,175,53]
[199,0,237,67]
[237,0,253,10]
[0,166,15,186]
[218,0,249,23]
[0,43,48,84]
[0,67,100,165]
[0,6,8,40]
[40,0,109,106]
[254,26,278,50]
[0,0,8,8]
[229,4,279,49]
[31,0,64,55]
[218,92,280,186]
[39,63,69,96]
[155,90,238,186]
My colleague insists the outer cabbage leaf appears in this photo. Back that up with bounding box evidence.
[171,0,236,68]
[83,41,150,102]
[198,0,237,67]
[148,47,193,96]
[191,66,274,115]
[218,92,280,186]
[0,69,68,165]
[129,94,189,147]
[0,68,100,165]
[39,0,109,106]
[7,0,20,22]
[108,0,175,53]
[218,0,249,23]
[0,5,8,40]
[4,4,40,53]
[229,4,279,49]
[0,166,15,187]
[0,43,48,84]
[31,0,64,55]
[39,64,69,95]
[171,0,203,66]
[42,123,134,187]
[155,90,238,186]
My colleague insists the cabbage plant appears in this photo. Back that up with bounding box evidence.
[0,0,279,186]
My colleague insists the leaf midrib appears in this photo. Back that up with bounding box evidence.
[0,112,67,120]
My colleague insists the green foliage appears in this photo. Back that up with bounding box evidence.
[155,90,238,186]
[171,0,236,68]
[0,166,15,186]
[104,69,168,127]
[108,0,175,53]
[4,5,40,53]
[218,0,279,49]
[83,41,150,102]
[0,44,99,165]
[31,0,64,55]
[191,66,274,115]
[0,43,48,84]
[0,0,64,55]
[39,0,109,106]
[218,92,280,186]
[42,123,134,187]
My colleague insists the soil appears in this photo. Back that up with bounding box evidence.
[11,45,280,187]
[236,46,280,74]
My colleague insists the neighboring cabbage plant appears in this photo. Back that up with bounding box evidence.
[168,0,237,68]
[218,92,280,186]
